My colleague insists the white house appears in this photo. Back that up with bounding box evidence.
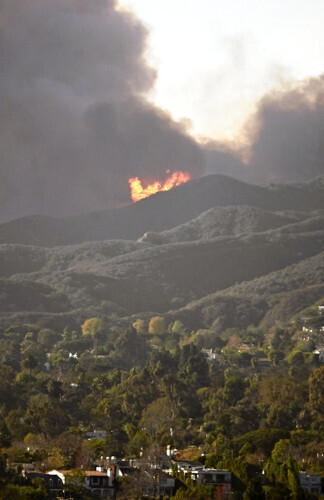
[47,468,116,498]
[299,472,322,495]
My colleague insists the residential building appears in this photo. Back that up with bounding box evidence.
[299,472,322,495]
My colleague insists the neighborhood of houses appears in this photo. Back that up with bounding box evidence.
[202,305,324,367]
[17,453,323,499]
[21,457,233,498]
[9,306,323,498]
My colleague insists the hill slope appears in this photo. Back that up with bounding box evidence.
[138,206,300,244]
[0,175,322,329]
[1,174,323,247]
[0,227,323,325]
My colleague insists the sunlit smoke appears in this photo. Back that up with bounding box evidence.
[129,170,191,202]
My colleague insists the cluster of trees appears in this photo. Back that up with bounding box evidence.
[0,305,323,498]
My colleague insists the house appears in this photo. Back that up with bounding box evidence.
[257,357,272,369]
[172,461,232,492]
[173,459,205,474]
[201,349,221,363]
[86,429,107,440]
[24,471,63,496]
[47,468,117,498]
[299,472,322,495]
[194,468,232,488]
[314,349,324,363]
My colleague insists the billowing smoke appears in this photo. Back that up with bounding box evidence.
[2,0,324,223]
[246,75,324,183]
[205,75,324,185]
[0,0,204,222]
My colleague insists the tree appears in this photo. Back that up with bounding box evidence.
[244,478,265,500]
[21,352,38,381]
[268,349,285,366]
[47,379,63,399]
[308,366,324,414]
[140,397,176,436]
[25,400,69,439]
[223,375,247,405]
[132,318,146,334]
[287,456,303,500]
[81,317,103,338]
[0,419,11,448]
[171,320,187,336]
[148,316,166,335]
[37,328,58,348]
[81,317,104,355]
[265,481,292,499]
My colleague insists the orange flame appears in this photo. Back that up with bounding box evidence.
[129,170,191,202]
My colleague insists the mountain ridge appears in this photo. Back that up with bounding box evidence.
[0,174,323,331]
[1,174,324,246]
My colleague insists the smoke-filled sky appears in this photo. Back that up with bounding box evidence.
[1,0,324,222]
[119,0,324,140]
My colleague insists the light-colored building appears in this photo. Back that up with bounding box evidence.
[47,468,116,498]
[299,472,322,495]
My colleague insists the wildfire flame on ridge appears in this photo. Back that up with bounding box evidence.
[129,170,191,202]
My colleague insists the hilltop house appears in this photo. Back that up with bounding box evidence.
[201,348,221,363]
[171,460,232,492]
[47,467,119,498]
[299,472,322,495]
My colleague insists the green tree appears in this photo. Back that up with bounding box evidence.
[171,320,187,336]
[224,375,247,405]
[0,419,11,448]
[244,478,265,500]
[140,397,176,436]
[268,349,285,366]
[287,456,303,500]
[132,318,146,334]
[25,400,69,439]
[308,366,324,414]
[265,481,292,499]
[21,352,38,381]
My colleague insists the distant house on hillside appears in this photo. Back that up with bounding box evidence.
[172,461,232,492]
[299,472,322,495]
[314,349,324,363]
[195,468,232,488]
[24,471,63,496]
[201,349,220,363]
[86,429,107,440]
[257,357,272,369]
[47,468,116,498]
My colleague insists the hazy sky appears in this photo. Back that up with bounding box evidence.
[1,0,324,222]
[118,0,324,139]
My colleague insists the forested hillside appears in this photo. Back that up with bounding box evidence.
[0,175,323,498]
[0,174,323,246]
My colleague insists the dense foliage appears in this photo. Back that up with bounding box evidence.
[0,299,323,498]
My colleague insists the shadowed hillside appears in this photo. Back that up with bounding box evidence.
[138,206,301,244]
[1,174,323,247]
[0,175,322,330]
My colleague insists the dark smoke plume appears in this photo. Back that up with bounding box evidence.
[2,0,324,223]
[0,0,204,222]
[205,75,324,185]
[246,75,324,183]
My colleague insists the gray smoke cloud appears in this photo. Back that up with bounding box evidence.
[2,0,323,223]
[0,0,205,222]
[246,75,324,183]
[205,74,324,185]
